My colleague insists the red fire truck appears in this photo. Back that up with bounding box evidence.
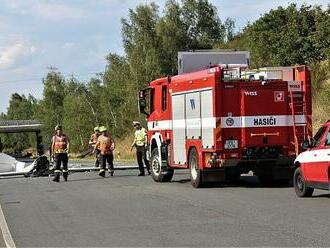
[138,64,312,187]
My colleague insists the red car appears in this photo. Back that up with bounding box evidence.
[294,120,330,197]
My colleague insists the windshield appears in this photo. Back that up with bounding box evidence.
[312,126,327,147]
[325,130,330,146]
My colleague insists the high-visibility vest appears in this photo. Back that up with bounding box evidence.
[97,135,114,155]
[53,134,68,153]
[135,128,146,147]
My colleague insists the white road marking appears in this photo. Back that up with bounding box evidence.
[0,202,16,248]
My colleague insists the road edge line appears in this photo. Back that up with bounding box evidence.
[0,203,16,248]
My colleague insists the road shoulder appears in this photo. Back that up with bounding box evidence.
[0,227,6,248]
[0,202,15,248]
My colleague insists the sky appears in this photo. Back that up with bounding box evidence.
[0,0,329,114]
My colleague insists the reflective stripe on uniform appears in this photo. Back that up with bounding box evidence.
[54,170,61,173]
[97,135,113,154]
[55,149,66,153]
[53,134,68,153]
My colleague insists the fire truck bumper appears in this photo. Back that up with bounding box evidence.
[202,168,226,183]
[232,155,294,167]
[219,156,295,180]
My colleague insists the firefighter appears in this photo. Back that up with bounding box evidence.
[131,121,150,176]
[89,126,100,167]
[51,125,70,182]
[94,126,115,177]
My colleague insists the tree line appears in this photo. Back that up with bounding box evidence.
[1,1,329,153]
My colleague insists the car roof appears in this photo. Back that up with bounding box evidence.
[326,119,330,126]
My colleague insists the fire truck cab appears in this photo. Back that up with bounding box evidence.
[139,64,312,187]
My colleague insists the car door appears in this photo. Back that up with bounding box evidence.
[301,126,327,183]
[308,127,330,184]
[318,128,330,183]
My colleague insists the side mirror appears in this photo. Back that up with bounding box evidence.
[301,138,315,150]
[139,97,146,112]
[301,140,310,150]
[138,90,149,116]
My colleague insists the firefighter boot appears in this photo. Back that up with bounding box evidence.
[63,171,68,182]
[108,169,114,177]
[53,172,60,183]
[99,169,105,177]
[95,159,99,168]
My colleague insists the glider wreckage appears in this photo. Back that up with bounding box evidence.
[0,153,138,178]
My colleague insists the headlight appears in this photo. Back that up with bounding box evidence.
[224,140,238,149]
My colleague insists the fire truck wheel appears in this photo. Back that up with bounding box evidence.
[293,167,314,197]
[189,148,203,188]
[150,148,173,182]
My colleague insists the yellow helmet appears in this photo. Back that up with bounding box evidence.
[99,126,107,132]
[94,126,100,132]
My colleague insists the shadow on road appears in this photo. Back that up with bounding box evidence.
[0,176,26,180]
[172,175,293,189]
[173,179,191,184]
[311,193,329,198]
[66,177,106,182]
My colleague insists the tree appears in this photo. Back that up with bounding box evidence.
[62,78,96,151]
[181,0,224,49]
[156,0,189,75]
[0,93,37,152]
[102,54,138,136]
[36,70,66,146]
[223,18,235,42]
[122,3,161,87]
[243,4,325,67]
[313,5,330,60]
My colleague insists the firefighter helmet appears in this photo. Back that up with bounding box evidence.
[54,125,62,131]
[99,126,107,132]
[132,121,141,127]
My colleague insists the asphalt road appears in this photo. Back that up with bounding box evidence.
[0,167,329,247]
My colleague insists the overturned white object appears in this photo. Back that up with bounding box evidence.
[0,153,35,173]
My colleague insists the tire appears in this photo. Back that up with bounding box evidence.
[150,148,173,182]
[293,167,314,197]
[189,148,203,188]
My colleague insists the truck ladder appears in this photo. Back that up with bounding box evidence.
[289,90,307,156]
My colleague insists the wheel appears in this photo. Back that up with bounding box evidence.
[150,148,173,182]
[293,167,314,197]
[189,148,203,188]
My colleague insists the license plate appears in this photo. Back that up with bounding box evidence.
[224,140,238,149]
